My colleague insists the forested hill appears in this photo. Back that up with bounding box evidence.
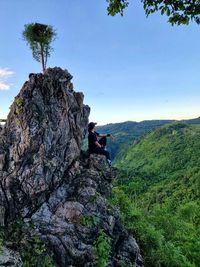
[96,117,200,159]
[96,120,174,159]
[183,117,200,124]
[112,122,200,267]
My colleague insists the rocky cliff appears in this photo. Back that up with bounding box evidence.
[0,67,143,266]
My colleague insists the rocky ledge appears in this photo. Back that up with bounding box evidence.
[0,67,143,266]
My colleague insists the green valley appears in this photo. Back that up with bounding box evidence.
[111,122,200,267]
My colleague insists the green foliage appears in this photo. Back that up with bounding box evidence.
[107,0,129,16]
[22,23,56,72]
[15,97,23,114]
[80,214,97,227]
[22,236,55,267]
[94,229,111,267]
[116,123,200,190]
[178,202,199,223]
[110,188,198,267]
[113,123,200,266]
[106,0,200,25]
[0,235,3,252]
[2,218,55,267]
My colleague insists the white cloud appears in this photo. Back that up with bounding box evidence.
[0,68,14,91]
[0,82,10,91]
[0,68,14,77]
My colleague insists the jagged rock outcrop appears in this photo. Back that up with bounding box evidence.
[0,67,143,266]
[0,67,89,223]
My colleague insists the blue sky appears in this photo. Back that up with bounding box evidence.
[0,0,200,125]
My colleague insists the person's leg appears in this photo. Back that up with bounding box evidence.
[98,136,107,149]
[93,147,110,160]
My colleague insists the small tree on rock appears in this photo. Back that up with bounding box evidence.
[23,23,57,73]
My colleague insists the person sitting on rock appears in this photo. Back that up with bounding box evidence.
[88,122,113,166]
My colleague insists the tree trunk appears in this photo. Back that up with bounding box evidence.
[40,44,45,74]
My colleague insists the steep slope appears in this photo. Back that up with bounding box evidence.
[183,117,200,124]
[116,122,200,188]
[0,67,143,267]
[113,123,200,267]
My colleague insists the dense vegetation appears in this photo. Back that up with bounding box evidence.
[0,219,55,266]
[111,122,200,267]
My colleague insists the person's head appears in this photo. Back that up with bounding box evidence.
[88,122,97,132]
[29,73,34,79]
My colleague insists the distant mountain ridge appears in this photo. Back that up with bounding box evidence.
[95,117,200,159]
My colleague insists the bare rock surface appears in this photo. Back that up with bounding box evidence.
[0,247,22,267]
[0,67,143,266]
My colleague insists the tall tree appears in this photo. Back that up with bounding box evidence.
[23,23,57,73]
[107,0,200,25]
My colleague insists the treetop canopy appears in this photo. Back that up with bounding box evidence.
[107,0,200,25]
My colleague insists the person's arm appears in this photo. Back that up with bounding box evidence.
[95,141,102,148]
[98,133,114,139]
[98,133,107,137]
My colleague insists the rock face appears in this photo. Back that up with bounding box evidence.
[0,247,22,267]
[0,67,143,266]
[0,67,90,223]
